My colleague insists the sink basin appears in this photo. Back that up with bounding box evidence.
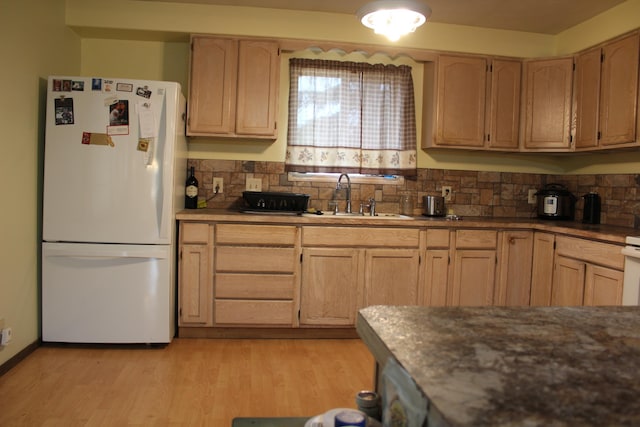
[303,212,413,220]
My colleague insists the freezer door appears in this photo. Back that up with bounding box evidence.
[42,242,175,343]
[43,77,186,245]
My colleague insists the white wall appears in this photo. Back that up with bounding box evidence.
[0,0,80,365]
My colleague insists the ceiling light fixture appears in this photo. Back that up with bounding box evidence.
[357,0,432,42]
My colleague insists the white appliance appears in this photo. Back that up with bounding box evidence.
[42,76,187,343]
[622,236,640,306]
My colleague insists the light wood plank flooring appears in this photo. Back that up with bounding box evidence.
[0,338,374,426]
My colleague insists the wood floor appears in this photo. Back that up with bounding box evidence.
[0,338,375,426]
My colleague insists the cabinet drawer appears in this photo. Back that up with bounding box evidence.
[216,273,295,299]
[215,300,294,325]
[426,229,450,248]
[216,247,296,272]
[181,223,210,244]
[455,230,497,249]
[216,224,297,246]
[555,236,624,270]
[302,226,420,247]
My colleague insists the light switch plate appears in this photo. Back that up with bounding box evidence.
[528,189,537,204]
[213,177,224,194]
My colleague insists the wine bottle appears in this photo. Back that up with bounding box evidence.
[185,166,198,209]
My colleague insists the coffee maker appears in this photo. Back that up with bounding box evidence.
[582,192,601,224]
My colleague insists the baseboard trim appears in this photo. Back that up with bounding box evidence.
[0,340,40,377]
[178,327,359,339]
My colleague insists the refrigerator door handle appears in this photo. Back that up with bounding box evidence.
[45,246,169,259]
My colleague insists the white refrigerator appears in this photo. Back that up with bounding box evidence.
[42,76,187,344]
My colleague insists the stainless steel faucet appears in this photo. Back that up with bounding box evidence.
[336,173,352,213]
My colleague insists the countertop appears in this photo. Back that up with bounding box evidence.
[176,209,634,244]
[356,305,640,427]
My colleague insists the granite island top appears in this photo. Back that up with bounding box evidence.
[356,305,640,427]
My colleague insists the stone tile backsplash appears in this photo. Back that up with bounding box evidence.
[188,159,640,228]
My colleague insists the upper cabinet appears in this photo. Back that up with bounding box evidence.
[522,57,574,151]
[574,32,640,150]
[187,36,280,139]
[426,55,521,150]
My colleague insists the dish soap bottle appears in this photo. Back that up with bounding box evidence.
[185,166,198,209]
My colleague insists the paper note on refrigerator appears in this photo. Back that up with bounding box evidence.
[138,101,157,138]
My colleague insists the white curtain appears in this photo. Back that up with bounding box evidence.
[286,59,417,176]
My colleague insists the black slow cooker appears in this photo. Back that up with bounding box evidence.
[535,184,576,220]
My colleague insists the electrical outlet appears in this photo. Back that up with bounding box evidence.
[246,177,262,192]
[528,189,538,204]
[442,186,452,201]
[213,177,224,194]
[0,327,12,346]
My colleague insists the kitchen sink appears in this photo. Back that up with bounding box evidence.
[303,212,413,220]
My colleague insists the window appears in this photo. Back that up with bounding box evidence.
[286,58,417,176]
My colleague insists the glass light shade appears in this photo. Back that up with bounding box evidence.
[357,0,432,42]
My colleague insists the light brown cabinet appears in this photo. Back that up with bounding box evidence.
[178,222,213,326]
[551,235,624,306]
[300,226,422,326]
[495,230,533,306]
[423,229,450,306]
[450,230,497,306]
[213,224,299,326]
[427,55,521,150]
[522,57,574,150]
[574,32,640,150]
[529,232,556,306]
[300,247,362,326]
[188,36,280,138]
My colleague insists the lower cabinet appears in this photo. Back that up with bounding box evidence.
[495,230,534,306]
[299,248,362,326]
[551,235,624,306]
[423,229,450,306]
[213,223,299,326]
[450,230,497,306]
[530,232,556,306]
[300,226,423,326]
[178,222,213,326]
[177,219,626,334]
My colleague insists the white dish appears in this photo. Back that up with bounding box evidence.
[304,408,382,427]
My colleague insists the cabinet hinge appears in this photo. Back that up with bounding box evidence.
[300,253,303,263]
[601,52,605,63]
[179,308,182,317]
[487,134,491,142]
[488,64,492,72]
[572,62,576,71]
[448,255,451,265]
[297,310,301,320]
[597,131,601,140]
[569,134,573,143]
[553,241,557,250]
[419,255,422,264]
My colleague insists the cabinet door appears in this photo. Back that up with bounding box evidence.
[551,255,585,306]
[523,57,573,150]
[364,249,420,307]
[179,244,212,325]
[188,37,238,135]
[435,55,487,147]
[423,249,450,306]
[300,248,362,326]
[530,232,555,306]
[236,40,280,137]
[574,47,602,150]
[451,249,496,306]
[599,33,640,147]
[584,264,623,306]
[495,231,533,306]
[488,59,521,150]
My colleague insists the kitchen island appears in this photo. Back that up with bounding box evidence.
[356,305,640,426]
